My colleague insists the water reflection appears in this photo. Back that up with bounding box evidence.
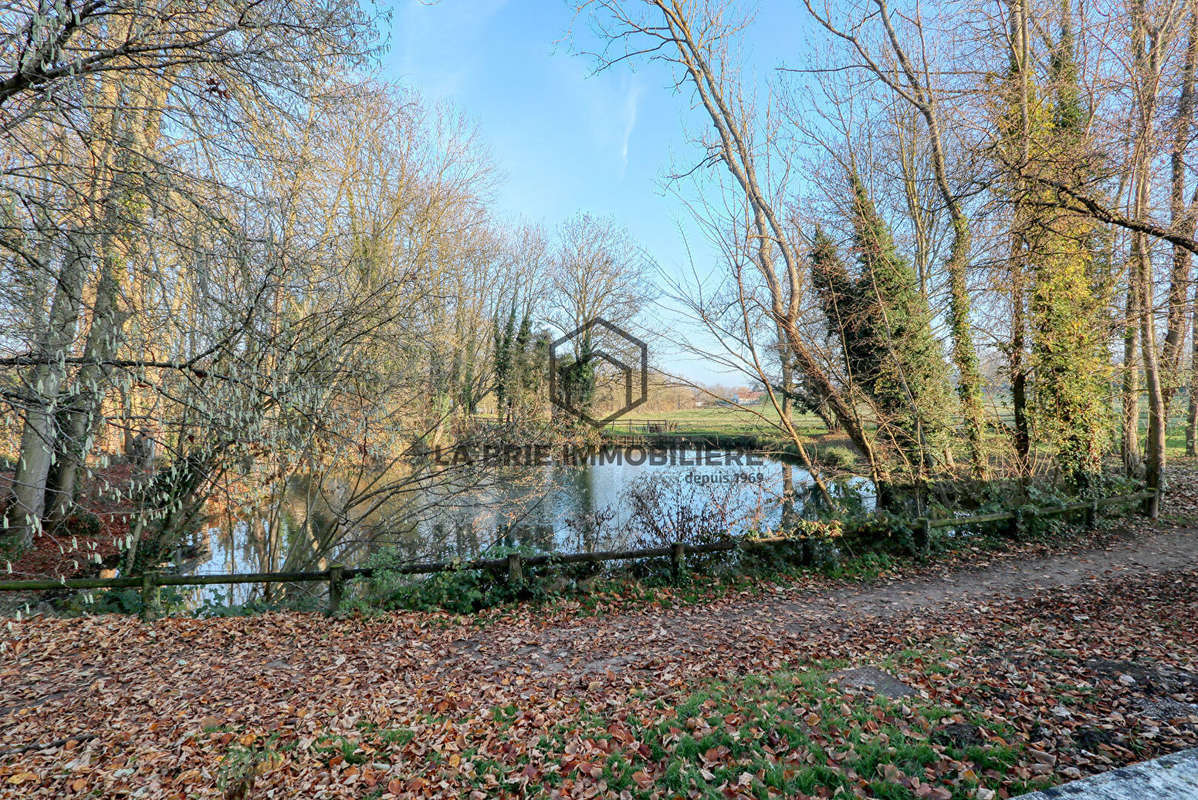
[184,448,873,604]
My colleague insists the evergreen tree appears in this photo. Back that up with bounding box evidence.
[848,175,955,474]
[493,303,517,422]
[490,300,551,424]
[808,180,955,477]
[514,310,533,402]
[559,333,596,414]
[459,359,476,414]
[810,227,861,357]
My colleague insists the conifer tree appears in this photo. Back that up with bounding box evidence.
[493,303,518,422]
[848,176,956,476]
[808,182,955,479]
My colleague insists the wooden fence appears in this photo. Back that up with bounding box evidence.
[604,419,678,434]
[0,490,1156,618]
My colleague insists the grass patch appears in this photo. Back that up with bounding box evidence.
[315,653,1038,799]
[607,404,829,438]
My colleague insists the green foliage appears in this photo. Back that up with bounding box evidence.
[557,341,597,413]
[837,509,922,557]
[1049,6,1087,135]
[344,545,549,614]
[847,177,955,474]
[1019,16,1111,489]
[493,304,517,417]
[217,733,283,797]
[65,585,189,616]
[69,587,145,615]
[820,445,858,470]
[816,550,899,581]
[809,178,956,479]
[525,662,1019,800]
[493,296,548,423]
[195,592,322,618]
[62,581,328,618]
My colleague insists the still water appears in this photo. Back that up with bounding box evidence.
[183,446,872,602]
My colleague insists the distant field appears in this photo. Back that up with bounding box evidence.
[609,403,829,438]
[616,404,1198,464]
[491,398,1198,461]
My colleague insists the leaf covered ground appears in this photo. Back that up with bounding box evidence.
[0,465,134,581]
[3,514,1198,800]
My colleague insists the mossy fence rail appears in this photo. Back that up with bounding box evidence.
[0,490,1156,618]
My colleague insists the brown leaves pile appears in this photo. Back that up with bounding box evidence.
[1,535,1197,798]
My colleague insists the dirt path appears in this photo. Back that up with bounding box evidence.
[5,522,1198,798]
[442,526,1198,679]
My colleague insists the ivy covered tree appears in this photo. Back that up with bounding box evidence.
[557,332,597,417]
[492,298,549,423]
[809,177,956,479]
[1025,8,1112,487]
[492,304,517,422]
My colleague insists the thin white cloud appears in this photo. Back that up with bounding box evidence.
[618,82,641,178]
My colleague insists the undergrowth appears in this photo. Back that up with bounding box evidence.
[335,489,1142,617]
[49,479,1147,619]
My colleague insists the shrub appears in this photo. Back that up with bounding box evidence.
[820,446,858,471]
[343,545,547,614]
[621,474,757,575]
[196,593,321,617]
[837,510,921,557]
[65,584,190,616]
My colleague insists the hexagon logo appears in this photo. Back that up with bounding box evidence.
[549,317,648,428]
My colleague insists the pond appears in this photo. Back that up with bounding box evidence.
[180,444,873,606]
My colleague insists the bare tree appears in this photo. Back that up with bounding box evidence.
[799,0,988,476]
[548,212,647,342]
[580,0,888,490]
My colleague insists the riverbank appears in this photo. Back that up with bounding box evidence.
[601,407,859,470]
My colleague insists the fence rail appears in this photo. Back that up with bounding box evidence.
[605,418,679,434]
[0,490,1156,618]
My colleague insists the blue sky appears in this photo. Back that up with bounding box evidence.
[384,0,813,384]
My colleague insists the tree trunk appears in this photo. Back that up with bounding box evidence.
[1123,277,1144,475]
[8,239,89,548]
[1162,6,1198,412]
[643,3,884,483]
[864,0,987,476]
[43,105,137,523]
[1189,294,1198,454]
[44,244,127,522]
[1007,0,1031,471]
[1010,282,1030,467]
[945,221,987,476]
[777,326,793,422]
[1139,224,1167,516]
[1126,0,1179,515]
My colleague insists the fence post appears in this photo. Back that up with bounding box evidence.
[671,542,686,581]
[328,564,344,615]
[1007,509,1022,539]
[1085,500,1098,529]
[1141,489,1157,518]
[140,571,160,621]
[914,518,931,556]
[506,553,523,584]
